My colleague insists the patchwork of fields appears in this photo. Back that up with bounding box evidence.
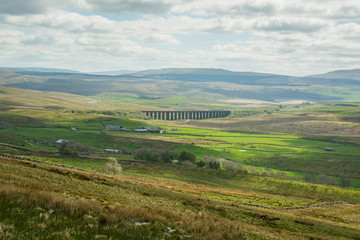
[1,85,360,239]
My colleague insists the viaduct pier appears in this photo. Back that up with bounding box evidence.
[142,111,231,120]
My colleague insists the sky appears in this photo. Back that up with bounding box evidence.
[0,0,360,76]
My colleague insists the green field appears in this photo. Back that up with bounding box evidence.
[1,86,360,239]
[1,114,360,187]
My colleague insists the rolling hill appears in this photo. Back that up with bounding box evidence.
[0,67,359,106]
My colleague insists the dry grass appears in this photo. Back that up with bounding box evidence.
[0,86,152,112]
[1,155,360,239]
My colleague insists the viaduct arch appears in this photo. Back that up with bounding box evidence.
[142,111,231,120]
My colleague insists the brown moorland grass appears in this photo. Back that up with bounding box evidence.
[1,156,360,239]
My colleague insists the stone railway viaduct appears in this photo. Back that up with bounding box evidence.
[142,111,231,120]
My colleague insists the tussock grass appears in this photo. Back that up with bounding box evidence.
[0,183,102,218]
[1,155,360,239]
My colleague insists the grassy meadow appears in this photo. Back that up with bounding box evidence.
[1,155,360,240]
[1,86,360,239]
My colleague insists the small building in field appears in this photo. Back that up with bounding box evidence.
[55,139,69,145]
[70,127,77,131]
[134,127,150,132]
[105,125,122,131]
[105,149,119,154]
[147,126,163,133]
[325,147,334,152]
[119,128,132,132]
[134,126,163,133]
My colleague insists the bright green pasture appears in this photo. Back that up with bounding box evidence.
[161,126,360,178]
[1,120,360,187]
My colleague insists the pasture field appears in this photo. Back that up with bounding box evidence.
[1,95,360,187]
[1,117,360,187]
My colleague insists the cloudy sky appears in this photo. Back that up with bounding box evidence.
[1,0,360,76]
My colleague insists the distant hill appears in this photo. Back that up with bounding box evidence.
[89,70,137,76]
[0,67,80,74]
[133,68,299,86]
[0,67,359,104]
[307,69,360,81]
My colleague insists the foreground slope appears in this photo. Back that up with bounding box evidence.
[1,155,360,240]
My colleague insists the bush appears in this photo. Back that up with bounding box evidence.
[178,150,197,162]
[59,140,92,153]
[196,160,206,168]
[58,145,78,156]
[340,177,351,187]
[304,172,316,182]
[156,149,178,163]
[106,157,122,175]
[135,148,157,162]
[120,146,132,155]
[209,161,220,169]
[134,148,180,163]
[182,160,196,167]
[318,174,337,185]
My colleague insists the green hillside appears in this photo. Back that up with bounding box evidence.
[0,78,360,239]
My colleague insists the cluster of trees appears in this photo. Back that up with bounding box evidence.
[197,156,244,172]
[134,148,197,163]
[58,140,92,155]
[305,172,351,187]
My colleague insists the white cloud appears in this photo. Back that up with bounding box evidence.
[0,0,359,75]
[140,33,180,45]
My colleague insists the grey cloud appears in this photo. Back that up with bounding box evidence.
[86,0,173,14]
[219,2,277,16]
[254,18,327,33]
[0,0,48,15]
[329,5,360,19]
[139,33,180,45]
[22,35,55,45]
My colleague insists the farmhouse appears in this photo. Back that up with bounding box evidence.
[105,149,119,154]
[105,125,122,131]
[148,126,162,133]
[134,126,163,133]
[134,127,150,132]
[55,139,69,144]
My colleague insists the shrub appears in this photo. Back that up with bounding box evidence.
[222,160,244,173]
[156,149,178,163]
[58,145,78,156]
[178,150,197,162]
[59,140,92,154]
[340,177,351,187]
[182,160,196,167]
[197,160,206,168]
[304,172,316,182]
[209,161,220,169]
[120,146,132,155]
[135,148,157,162]
[318,174,337,185]
[106,157,122,175]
